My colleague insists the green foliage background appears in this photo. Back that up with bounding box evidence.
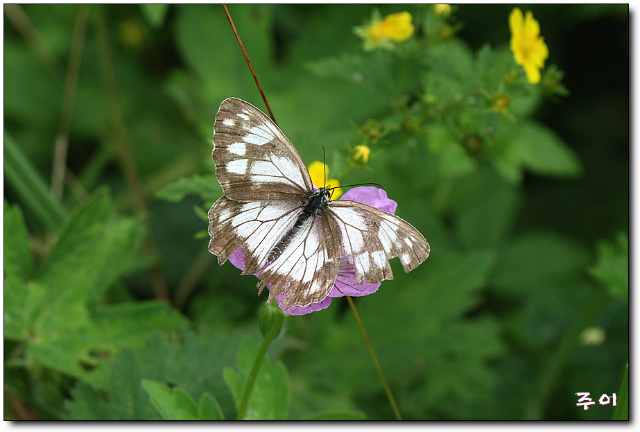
[4,4,628,420]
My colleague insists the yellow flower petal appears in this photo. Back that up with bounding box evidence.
[353,145,371,165]
[509,8,548,84]
[434,4,451,17]
[382,12,414,42]
[308,161,328,188]
[307,161,342,199]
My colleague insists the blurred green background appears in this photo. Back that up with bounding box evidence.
[4,4,628,420]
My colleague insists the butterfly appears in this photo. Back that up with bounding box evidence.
[208,98,430,311]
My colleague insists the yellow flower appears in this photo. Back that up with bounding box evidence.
[308,161,342,199]
[382,12,414,42]
[354,10,414,51]
[509,8,549,84]
[353,145,371,165]
[434,4,451,17]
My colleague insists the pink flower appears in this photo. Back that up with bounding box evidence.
[228,186,398,315]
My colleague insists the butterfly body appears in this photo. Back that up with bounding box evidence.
[208,98,429,310]
[268,187,331,263]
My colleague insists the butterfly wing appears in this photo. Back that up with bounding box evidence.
[257,213,341,309]
[208,196,303,274]
[326,200,430,285]
[213,97,314,202]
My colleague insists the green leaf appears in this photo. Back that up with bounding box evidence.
[224,337,290,420]
[90,301,190,348]
[140,4,169,28]
[156,174,221,203]
[6,191,188,390]
[198,393,225,420]
[442,167,520,249]
[425,125,477,179]
[142,379,199,420]
[39,190,146,303]
[491,232,591,295]
[65,331,240,420]
[3,201,34,280]
[612,364,628,420]
[306,53,372,85]
[175,5,274,96]
[514,123,582,178]
[590,232,628,303]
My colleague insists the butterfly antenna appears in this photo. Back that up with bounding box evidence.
[338,182,386,190]
[321,142,327,188]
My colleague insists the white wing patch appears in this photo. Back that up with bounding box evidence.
[226,159,247,175]
[244,124,275,145]
[227,142,246,156]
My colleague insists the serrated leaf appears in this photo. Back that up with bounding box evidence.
[4,279,46,341]
[39,190,146,303]
[142,379,199,420]
[4,201,34,280]
[65,331,240,420]
[224,337,290,420]
[590,232,628,303]
[156,174,221,202]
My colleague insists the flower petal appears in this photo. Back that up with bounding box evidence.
[340,186,398,214]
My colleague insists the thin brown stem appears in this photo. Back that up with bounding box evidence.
[221,4,277,124]
[94,5,168,300]
[51,4,90,201]
[346,296,403,420]
[4,4,63,77]
[173,248,215,310]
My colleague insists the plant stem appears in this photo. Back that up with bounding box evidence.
[347,296,402,420]
[4,132,67,230]
[236,311,284,420]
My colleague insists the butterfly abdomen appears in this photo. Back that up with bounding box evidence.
[267,188,330,262]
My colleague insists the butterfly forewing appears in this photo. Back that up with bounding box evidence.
[213,98,314,202]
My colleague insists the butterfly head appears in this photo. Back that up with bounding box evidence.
[302,187,331,217]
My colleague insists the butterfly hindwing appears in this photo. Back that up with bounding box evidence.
[327,200,430,286]
[257,212,341,309]
[213,97,314,202]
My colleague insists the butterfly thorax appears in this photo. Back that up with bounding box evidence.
[267,188,331,263]
[301,187,331,217]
